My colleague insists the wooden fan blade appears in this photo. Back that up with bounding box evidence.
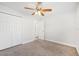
[32,12,35,15]
[42,9,52,12]
[40,12,44,16]
[24,7,34,10]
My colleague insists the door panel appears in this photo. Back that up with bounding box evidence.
[0,13,22,50]
[34,19,45,40]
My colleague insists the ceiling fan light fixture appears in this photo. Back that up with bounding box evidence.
[38,11,41,16]
[35,12,38,14]
[24,2,52,16]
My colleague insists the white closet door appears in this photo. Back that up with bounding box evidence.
[0,13,22,50]
[34,19,45,40]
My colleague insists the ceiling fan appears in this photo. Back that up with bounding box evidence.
[24,2,52,16]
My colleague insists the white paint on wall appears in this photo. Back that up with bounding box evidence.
[21,17,34,44]
[74,3,79,53]
[45,12,75,44]
[42,3,79,53]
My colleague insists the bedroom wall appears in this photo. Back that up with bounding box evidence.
[44,3,77,47]
[45,12,75,45]
[74,3,79,53]
[44,3,79,53]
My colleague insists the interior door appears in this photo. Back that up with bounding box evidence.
[0,13,22,50]
[34,19,45,40]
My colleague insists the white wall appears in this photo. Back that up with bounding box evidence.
[43,3,79,53]
[74,3,79,53]
[22,17,34,44]
[45,12,75,46]
[0,5,34,50]
[42,2,77,47]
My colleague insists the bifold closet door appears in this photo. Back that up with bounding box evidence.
[0,13,22,50]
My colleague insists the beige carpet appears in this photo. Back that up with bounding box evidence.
[0,39,78,56]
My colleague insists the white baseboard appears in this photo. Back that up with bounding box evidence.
[76,48,79,54]
[22,39,35,44]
